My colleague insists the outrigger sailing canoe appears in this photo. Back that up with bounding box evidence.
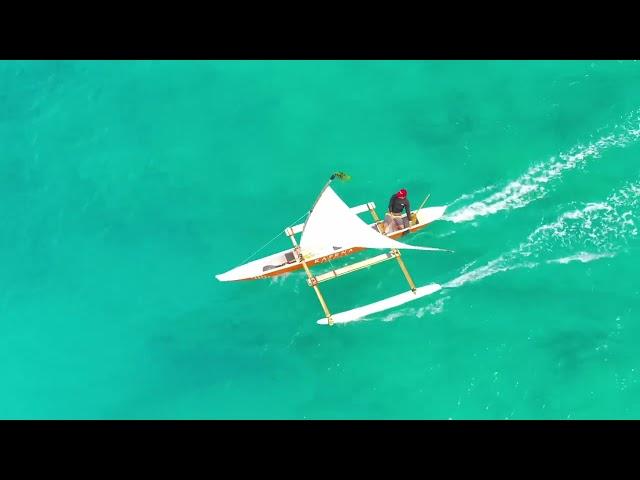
[216,172,451,326]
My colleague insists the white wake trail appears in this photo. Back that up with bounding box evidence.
[445,180,640,289]
[445,109,640,224]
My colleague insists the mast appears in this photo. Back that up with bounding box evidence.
[298,172,351,237]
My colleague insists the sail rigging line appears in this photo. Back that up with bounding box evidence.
[239,211,310,265]
[235,171,351,267]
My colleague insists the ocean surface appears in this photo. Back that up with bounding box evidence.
[2,60,640,419]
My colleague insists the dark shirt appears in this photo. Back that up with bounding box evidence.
[388,194,411,218]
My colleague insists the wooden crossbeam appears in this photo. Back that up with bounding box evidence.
[312,251,398,284]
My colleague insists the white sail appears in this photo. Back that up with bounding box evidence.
[299,186,446,257]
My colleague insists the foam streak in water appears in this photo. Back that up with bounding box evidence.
[546,252,616,265]
[445,180,640,289]
[380,295,451,322]
[445,109,640,223]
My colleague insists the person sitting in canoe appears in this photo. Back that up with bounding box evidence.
[384,188,413,233]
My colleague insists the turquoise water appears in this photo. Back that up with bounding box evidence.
[2,60,640,419]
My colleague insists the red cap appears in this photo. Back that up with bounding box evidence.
[397,189,407,198]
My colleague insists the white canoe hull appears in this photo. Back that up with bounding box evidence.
[317,283,442,325]
[216,206,447,282]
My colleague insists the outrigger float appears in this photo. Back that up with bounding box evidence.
[216,172,451,326]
